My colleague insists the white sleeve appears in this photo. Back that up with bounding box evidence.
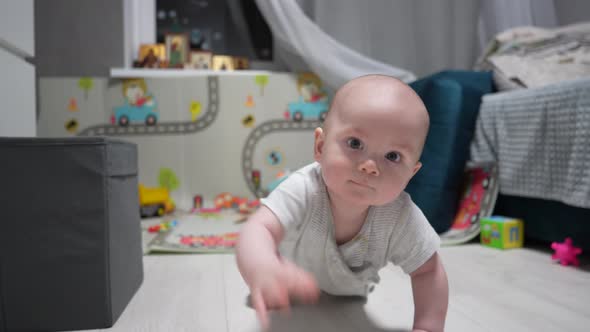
[388,198,440,274]
[260,171,311,230]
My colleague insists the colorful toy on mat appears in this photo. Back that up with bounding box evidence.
[197,207,222,218]
[480,216,523,249]
[551,237,582,267]
[179,232,239,248]
[138,184,175,217]
[214,192,235,209]
[236,198,260,215]
[148,220,178,233]
[193,195,203,210]
[213,192,260,213]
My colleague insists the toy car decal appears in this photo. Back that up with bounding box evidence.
[114,78,159,127]
[287,97,329,122]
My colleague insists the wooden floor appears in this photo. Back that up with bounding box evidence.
[81,242,590,332]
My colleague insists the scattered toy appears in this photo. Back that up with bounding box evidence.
[551,237,582,267]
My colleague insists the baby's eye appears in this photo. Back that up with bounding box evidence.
[385,151,401,162]
[346,137,363,150]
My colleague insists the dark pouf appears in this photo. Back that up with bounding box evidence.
[0,137,143,332]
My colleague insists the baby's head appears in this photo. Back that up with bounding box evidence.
[314,74,429,207]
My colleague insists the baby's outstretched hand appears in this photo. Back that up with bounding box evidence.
[250,258,319,330]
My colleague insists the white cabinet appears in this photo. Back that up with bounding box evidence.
[0,0,36,137]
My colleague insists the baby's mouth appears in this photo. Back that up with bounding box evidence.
[350,179,371,189]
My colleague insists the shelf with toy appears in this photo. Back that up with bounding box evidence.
[110,68,272,78]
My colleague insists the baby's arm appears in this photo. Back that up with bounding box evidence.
[236,206,285,291]
[410,252,448,332]
[236,206,319,329]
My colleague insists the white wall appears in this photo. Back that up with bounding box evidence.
[34,0,125,76]
[0,0,36,137]
[554,0,590,25]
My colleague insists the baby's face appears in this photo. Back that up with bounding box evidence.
[314,77,427,207]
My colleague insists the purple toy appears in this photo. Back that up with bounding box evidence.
[551,237,582,267]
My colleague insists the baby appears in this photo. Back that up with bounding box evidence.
[236,74,448,332]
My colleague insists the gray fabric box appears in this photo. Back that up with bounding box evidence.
[0,137,143,332]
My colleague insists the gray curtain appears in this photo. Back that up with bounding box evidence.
[298,0,481,78]
[255,0,565,87]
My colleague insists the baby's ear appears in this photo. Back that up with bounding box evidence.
[411,161,422,177]
[314,127,324,161]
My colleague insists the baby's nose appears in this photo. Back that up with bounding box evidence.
[358,159,379,176]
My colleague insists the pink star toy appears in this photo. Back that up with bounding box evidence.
[551,237,582,267]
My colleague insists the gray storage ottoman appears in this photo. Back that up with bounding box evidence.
[0,137,143,331]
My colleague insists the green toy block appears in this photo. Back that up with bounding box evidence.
[480,216,524,249]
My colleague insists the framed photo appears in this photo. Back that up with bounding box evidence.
[212,55,235,71]
[138,44,166,68]
[189,51,213,69]
[233,57,250,70]
[165,33,189,68]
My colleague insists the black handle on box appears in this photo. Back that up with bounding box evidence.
[0,260,5,332]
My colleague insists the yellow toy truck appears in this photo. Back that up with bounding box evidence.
[138,184,175,217]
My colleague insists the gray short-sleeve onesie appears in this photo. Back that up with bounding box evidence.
[261,162,440,296]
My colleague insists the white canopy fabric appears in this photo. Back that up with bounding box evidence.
[255,0,417,89]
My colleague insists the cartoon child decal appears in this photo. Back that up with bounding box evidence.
[123,79,154,107]
[297,72,327,103]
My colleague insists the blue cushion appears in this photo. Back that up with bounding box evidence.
[407,71,493,233]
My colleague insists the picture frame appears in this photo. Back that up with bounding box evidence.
[137,44,166,68]
[164,33,190,68]
[212,55,235,71]
[189,51,213,69]
[233,57,250,70]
